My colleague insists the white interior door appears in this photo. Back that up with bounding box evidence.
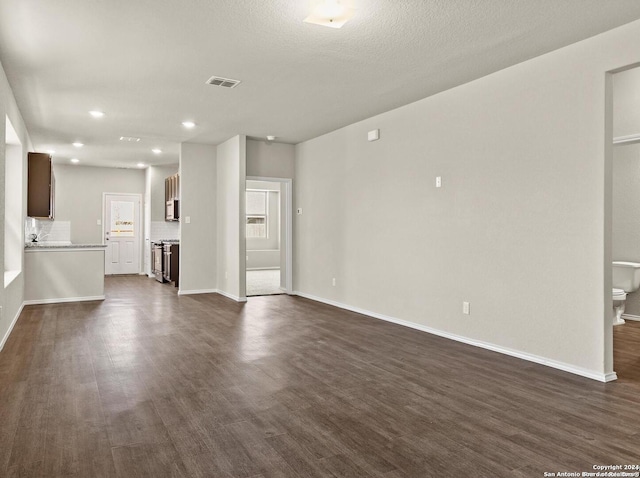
[104,193,141,275]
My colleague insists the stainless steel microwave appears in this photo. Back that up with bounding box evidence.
[166,199,179,221]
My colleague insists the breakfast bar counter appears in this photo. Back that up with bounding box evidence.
[24,243,107,304]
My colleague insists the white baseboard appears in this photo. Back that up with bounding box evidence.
[178,288,217,296]
[216,289,247,303]
[621,313,640,322]
[23,296,105,306]
[604,372,618,382]
[0,302,25,352]
[293,291,615,383]
[178,288,247,303]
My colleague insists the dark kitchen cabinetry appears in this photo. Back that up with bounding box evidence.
[27,152,55,219]
[165,173,179,221]
[163,243,179,286]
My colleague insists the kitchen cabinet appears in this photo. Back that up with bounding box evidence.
[25,245,106,303]
[163,243,179,286]
[165,173,180,221]
[27,152,55,219]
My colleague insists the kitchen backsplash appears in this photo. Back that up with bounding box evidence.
[150,221,180,241]
[25,219,71,243]
[24,219,179,244]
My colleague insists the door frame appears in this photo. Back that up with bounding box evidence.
[102,192,144,275]
[245,176,293,294]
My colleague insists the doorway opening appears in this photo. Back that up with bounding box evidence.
[608,64,640,381]
[103,193,142,275]
[245,177,292,297]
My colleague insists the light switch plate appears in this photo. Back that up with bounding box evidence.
[436,176,442,188]
[463,302,470,315]
[297,208,303,215]
[96,219,101,225]
[368,129,380,141]
[185,216,191,224]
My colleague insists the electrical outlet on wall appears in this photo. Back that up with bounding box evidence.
[463,301,470,315]
[332,278,336,286]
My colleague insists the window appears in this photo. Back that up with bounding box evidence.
[5,117,23,287]
[246,190,268,238]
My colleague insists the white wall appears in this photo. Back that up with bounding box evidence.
[217,135,246,300]
[246,140,295,179]
[0,58,32,350]
[613,66,640,138]
[53,164,145,244]
[144,166,151,275]
[179,143,217,293]
[294,20,640,382]
[4,139,22,275]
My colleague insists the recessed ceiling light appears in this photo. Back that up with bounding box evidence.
[70,158,80,163]
[182,121,196,129]
[89,110,105,118]
[137,163,146,168]
[304,0,354,28]
[152,148,162,154]
[267,136,276,141]
[46,149,56,155]
[72,142,84,148]
[120,136,141,142]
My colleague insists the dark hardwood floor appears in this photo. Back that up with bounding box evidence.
[1,275,639,477]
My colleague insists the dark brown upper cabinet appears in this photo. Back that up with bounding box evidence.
[27,152,55,219]
[165,173,179,221]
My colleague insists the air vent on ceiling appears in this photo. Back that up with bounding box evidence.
[206,76,241,88]
[119,136,141,142]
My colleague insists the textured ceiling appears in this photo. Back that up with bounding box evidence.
[1,0,640,167]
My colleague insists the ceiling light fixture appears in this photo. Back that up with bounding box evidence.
[152,148,162,154]
[304,0,354,28]
[267,136,276,141]
[72,142,84,148]
[89,110,105,118]
[137,163,146,168]
[46,149,56,155]
[70,158,80,163]
[120,136,141,142]
[182,121,196,129]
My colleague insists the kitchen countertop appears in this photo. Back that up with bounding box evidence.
[25,242,107,250]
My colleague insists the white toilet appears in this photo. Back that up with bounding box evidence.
[612,261,640,326]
